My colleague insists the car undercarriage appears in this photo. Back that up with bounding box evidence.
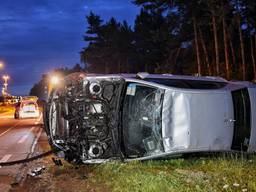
[44,74,125,163]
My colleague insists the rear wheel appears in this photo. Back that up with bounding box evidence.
[14,112,19,119]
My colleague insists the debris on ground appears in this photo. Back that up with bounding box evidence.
[223,184,229,189]
[27,166,46,177]
[52,157,63,166]
[233,183,240,187]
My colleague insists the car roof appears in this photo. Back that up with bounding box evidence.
[75,73,256,89]
[120,73,227,83]
[85,73,228,83]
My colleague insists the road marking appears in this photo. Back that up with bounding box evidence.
[17,126,36,144]
[38,113,42,121]
[29,126,35,132]
[31,128,43,154]
[0,154,12,163]
[18,135,28,144]
[0,128,13,137]
[0,121,21,137]
[33,113,42,125]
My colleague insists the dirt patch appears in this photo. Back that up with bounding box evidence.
[0,176,14,192]
[10,155,109,192]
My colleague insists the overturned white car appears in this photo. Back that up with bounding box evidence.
[44,73,256,163]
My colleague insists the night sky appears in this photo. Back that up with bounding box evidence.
[0,0,139,95]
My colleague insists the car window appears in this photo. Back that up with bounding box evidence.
[122,83,164,158]
[21,102,37,111]
[24,102,35,106]
[146,78,227,89]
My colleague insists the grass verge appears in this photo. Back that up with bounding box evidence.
[20,154,256,192]
[93,154,256,192]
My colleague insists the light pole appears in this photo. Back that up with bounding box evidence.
[0,62,8,104]
[2,75,10,96]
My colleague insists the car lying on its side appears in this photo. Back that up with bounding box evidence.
[15,98,40,119]
[44,73,256,163]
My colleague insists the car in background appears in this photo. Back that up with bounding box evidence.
[15,99,40,119]
[44,73,256,164]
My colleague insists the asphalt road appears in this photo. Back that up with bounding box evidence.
[0,111,49,191]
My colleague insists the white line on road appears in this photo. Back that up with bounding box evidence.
[29,126,35,132]
[17,126,36,144]
[33,113,42,125]
[0,122,21,137]
[0,154,12,163]
[38,113,42,121]
[0,129,13,137]
[17,135,28,144]
[30,128,43,154]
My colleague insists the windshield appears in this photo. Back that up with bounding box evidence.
[122,82,164,158]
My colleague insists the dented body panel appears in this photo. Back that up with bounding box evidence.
[162,90,234,152]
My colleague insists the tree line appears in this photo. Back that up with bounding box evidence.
[30,64,83,99]
[81,0,256,80]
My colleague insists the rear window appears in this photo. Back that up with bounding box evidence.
[21,102,37,108]
[23,102,36,106]
[146,78,227,89]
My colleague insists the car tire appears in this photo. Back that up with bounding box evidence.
[14,113,18,119]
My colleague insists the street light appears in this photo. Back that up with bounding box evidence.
[50,76,60,86]
[0,62,4,70]
[47,75,62,98]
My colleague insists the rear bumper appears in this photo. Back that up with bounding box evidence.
[19,111,40,118]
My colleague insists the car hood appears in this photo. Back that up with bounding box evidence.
[162,89,234,152]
